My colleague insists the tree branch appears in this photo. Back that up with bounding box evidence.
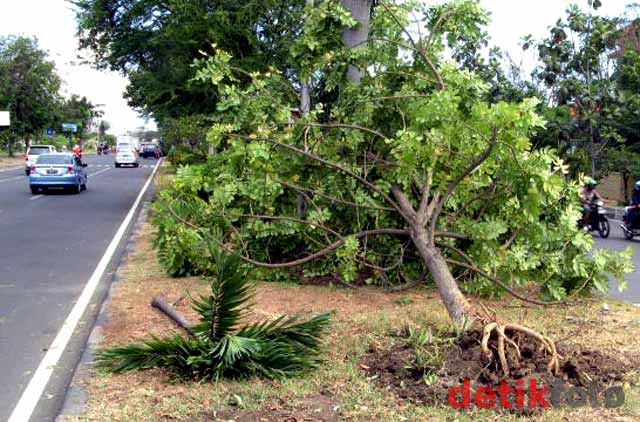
[437,241,582,306]
[278,121,388,141]
[428,127,497,244]
[229,133,408,220]
[391,184,417,223]
[379,2,446,90]
[278,179,394,212]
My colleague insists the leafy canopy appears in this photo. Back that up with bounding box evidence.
[154,0,632,302]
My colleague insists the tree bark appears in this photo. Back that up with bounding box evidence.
[412,226,473,328]
[151,296,194,337]
[588,119,596,178]
[340,0,373,82]
[300,81,311,116]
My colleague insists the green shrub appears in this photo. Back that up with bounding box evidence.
[96,251,332,380]
[153,202,203,277]
[167,145,207,166]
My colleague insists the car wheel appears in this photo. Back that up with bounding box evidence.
[115,163,120,168]
[134,163,139,168]
[30,186,38,194]
[72,183,81,194]
[25,169,31,176]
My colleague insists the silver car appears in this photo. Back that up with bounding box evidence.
[114,145,139,168]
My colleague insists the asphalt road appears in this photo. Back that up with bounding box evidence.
[0,154,159,421]
[593,221,640,304]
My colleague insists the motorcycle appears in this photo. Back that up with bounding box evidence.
[621,204,640,240]
[97,143,110,155]
[578,200,610,238]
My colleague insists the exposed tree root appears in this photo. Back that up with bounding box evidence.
[480,321,561,377]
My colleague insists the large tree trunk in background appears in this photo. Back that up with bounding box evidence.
[412,227,474,328]
[588,120,596,178]
[340,0,373,82]
[300,81,311,116]
[296,0,314,218]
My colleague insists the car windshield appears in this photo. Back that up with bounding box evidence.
[36,154,72,165]
[29,146,50,155]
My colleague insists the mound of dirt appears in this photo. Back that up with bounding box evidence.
[362,329,635,411]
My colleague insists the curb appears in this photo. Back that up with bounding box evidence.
[55,203,152,421]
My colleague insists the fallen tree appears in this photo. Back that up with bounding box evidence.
[156,0,633,376]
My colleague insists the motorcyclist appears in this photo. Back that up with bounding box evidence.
[72,144,82,158]
[625,181,640,229]
[581,178,602,228]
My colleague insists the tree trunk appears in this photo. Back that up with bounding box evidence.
[151,296,194,337]
[412,227,473,328]
[340,0,373,82]
[300,81,311,116]
[588,120,596,178]
[623,171,630,203]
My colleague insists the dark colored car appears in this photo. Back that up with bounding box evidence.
[140,143,161,159]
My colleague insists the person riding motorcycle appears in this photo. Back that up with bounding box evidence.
[72,144,82,158]
[581,178,602,228]
[625,181,640,229]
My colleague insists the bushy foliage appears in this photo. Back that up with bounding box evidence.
[154,205,203,277]
[97,251,332,380]
[153,0,633,302]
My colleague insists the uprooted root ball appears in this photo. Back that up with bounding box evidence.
[361,328,635,408]
[481,322,560,377]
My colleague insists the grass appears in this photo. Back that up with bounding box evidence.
[61,167,640,422]
[0,153,23,168]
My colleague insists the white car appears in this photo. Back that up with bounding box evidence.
[24,145,56,175]
[114,145,139,168]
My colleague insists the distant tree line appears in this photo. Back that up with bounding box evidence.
[0,36,104,155]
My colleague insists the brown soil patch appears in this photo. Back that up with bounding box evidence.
[362,328,638,411]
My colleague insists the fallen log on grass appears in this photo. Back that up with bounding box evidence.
[151,295,194,337]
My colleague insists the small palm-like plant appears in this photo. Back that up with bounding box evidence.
[97,250,332,380]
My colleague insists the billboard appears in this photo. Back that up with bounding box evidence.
[0,111,9,126]
[62,123,78,133]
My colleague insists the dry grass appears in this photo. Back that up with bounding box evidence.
[62,176,640,421]
[0,153,22,168]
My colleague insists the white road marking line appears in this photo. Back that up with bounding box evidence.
[29,195,44,201]
[8,158,163,422]
[88,167,111,177]
[0,175,25,184]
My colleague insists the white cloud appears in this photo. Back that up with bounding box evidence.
[0,0,155,135]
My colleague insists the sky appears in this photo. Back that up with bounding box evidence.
[0,0,633,137]
[0,0,155,136]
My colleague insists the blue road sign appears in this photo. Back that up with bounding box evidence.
[46,128,54,136]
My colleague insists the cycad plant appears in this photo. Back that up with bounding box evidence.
[97,250,332,380]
